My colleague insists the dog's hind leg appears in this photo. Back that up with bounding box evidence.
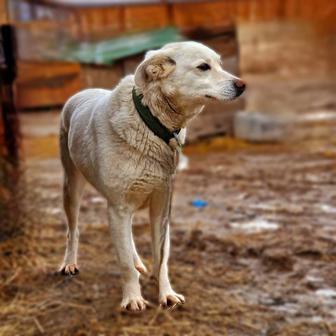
[150,182,185,308]
[59,127,86,275]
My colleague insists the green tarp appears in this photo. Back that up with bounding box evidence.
[64,27,183,65]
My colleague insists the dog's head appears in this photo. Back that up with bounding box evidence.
[134,41,245,105]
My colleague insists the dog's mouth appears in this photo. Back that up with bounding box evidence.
[205,94,216,100]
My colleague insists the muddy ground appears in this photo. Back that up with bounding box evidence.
[1,20,336,336]
[1,130,336,336]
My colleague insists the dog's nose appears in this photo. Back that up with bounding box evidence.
[233,78,246,97]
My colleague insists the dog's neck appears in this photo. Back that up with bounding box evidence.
[138,86,203,131]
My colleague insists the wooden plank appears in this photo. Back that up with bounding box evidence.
[17,61,81,84]
[16,61,82,108]
[172,1,233,32]
[75,7,122,40]
[16,76,81,109]
[81,63,123,89]
[317,0,336,32]
[284,0,300,19]
[236,0,251,22]
[124,5,169,32]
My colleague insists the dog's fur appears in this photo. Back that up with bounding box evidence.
[59,41,245,311]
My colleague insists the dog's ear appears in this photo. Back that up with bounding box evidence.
[134,53,176,88]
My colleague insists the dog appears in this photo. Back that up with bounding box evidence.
[59,41,245,311]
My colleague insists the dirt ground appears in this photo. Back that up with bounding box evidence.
[1,127,336,336]
[1,20,336,336]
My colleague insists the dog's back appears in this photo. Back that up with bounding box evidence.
[59,88,114,193]
[60,88,110,133]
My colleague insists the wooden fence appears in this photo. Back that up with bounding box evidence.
[4,0,335,137]
[8,0,336,41]
[66,0,335,39]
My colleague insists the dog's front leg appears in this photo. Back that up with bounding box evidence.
[107,204,148,311]
[150,182,185,307]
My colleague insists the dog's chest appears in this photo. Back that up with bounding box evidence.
[127,159,169,193]
[113,114,177,204]
[123,133,177,194]
[124,163,169,209]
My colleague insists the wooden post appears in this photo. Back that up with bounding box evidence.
[0,23,21,238]
[0,24,20,166]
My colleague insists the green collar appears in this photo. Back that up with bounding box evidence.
[132,87,181,148]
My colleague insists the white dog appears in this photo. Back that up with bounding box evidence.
[59,41,245,311]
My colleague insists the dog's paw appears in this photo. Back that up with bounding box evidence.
[159,291,185,308]
[59,263,79,276]
[121,296,149,312]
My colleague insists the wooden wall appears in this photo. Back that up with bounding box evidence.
[9,0,336,111]
[16,61,82,109]
[10,0,335,48]
[65,0,336,40]
[8,0,336,42]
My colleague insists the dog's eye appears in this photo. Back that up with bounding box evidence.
[197,63,211,71]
